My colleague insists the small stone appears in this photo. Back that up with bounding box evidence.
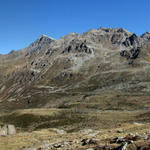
[81,138,97,146]
[118,142,128,150]
[53,143,62,148]
[115,129,123,133]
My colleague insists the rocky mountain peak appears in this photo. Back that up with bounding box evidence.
[98,27,132,35]
[39,34,55,41]
[24,34,56,56]
[141,32,150,41]
[80,27,143,50]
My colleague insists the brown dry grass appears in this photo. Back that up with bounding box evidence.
[0,108,150,149]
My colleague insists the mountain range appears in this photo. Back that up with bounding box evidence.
[1,27,150,112]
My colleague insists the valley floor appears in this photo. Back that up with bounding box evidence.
[0,109,150,149]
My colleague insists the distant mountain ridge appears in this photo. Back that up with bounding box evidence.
[1,27,150,111]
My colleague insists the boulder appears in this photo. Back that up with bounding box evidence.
[0,126,7,136]
[7,124,16,135]
[0,124,16,136]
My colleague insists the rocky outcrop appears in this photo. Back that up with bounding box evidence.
[141,32,150,41]
[62,39,93,54]
[123,34,142,48]
[19,131,150,150]
[120,47,141,64]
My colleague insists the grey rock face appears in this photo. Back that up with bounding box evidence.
[62,39,93,54]
[123,34,143,48]
[24,34,56,57]
[120,47,141,64]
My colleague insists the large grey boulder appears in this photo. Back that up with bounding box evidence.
[0,126,7,136]
[7,124,16,135]
[0,124,16,136]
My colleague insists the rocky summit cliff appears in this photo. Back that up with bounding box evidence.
[1,27,150,111]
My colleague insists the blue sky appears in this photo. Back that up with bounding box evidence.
[0,0,149,54]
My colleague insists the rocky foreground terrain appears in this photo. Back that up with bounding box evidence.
[1,27,150,149]
[1,109,150,150]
